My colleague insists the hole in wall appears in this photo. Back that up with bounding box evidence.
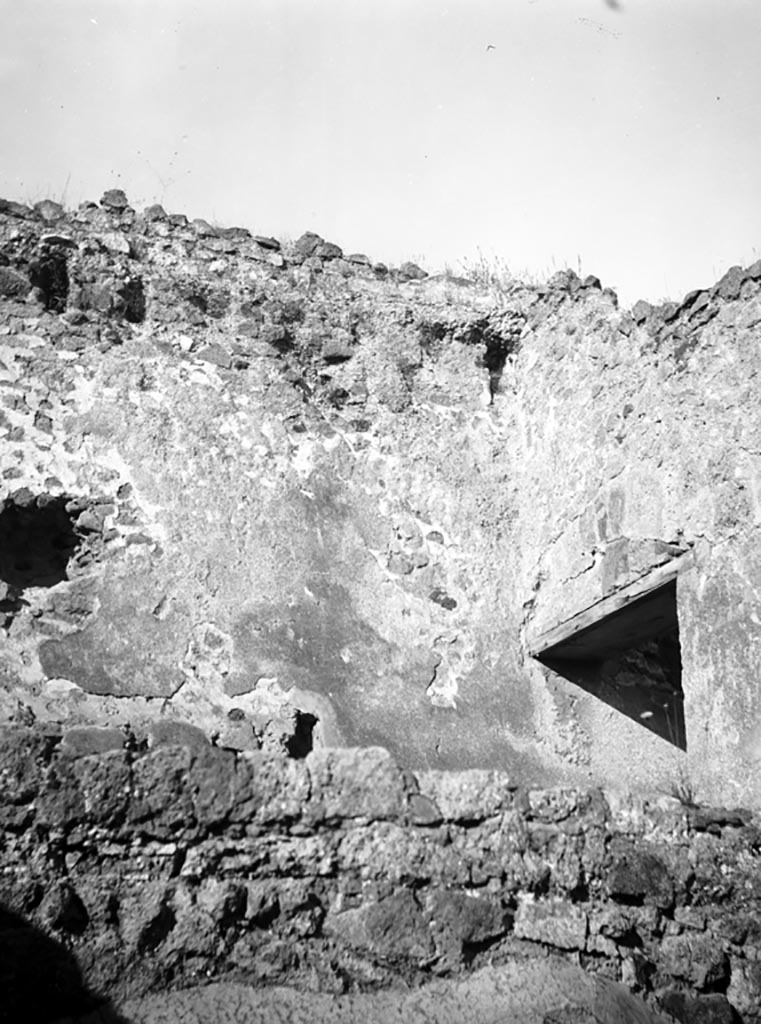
[534,579,686,750]
[285,711,319,759]
[120,278,146,323]
[0,494,80,591]
[28,252,69,312]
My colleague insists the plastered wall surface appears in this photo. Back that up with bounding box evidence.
[1,191,760,806]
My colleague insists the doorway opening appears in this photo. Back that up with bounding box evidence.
[529,558,691,750]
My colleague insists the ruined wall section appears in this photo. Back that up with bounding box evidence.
[0,193,546,778]
[2,191,761,805]
[1,726,760,1023]
[507,265,761,805]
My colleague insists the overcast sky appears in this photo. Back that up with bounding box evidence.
[1,0,759,306]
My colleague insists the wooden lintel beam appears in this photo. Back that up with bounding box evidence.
[527,550,695,658]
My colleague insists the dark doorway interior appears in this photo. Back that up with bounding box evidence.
[535,580,686,750]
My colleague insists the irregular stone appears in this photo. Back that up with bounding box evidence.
[308,240,339,262]
[727,959,761,1021]
[321,332,354,362]
[306,747,409,822]
[149,721,210,752]
[658,991,735,1024]
[326,888,434,965]
[0,197,33,217]
[292,232,323,261]
[714,264,745,301]
[70,748,132,825]
[99,232,132,256]
[192,219,218,237]
[428,888,508,957]
[0,266,31,298]
[429,587,457,611]
[0,726,47,808]
[548,269,581,292]
[631,299,653,324]
[417,769,514,822]
[39,880,89,934]
[195,343,232,368]
[188,746,237,826]
[38,583,186,699]
[60,726,126,758]
[230,751,311,824]
[658,933,728,990]
[399,261,428,281]
[514,895,588,950]
[128,745,195,834]
[253,235,281,251]
[100,188,130,210]
[33,199,65,222]
[661,301,679,323]
[608,846,674,909]
[218,226,252,241]
[143,203,167,221]
[36,756,86,828]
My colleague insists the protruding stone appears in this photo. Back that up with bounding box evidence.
[548,269,581,292]
[321,332,354,362]
[306,747,409,822]
[60,726,126,758]
[253,235,280,251]
[291,232,323,261]
[143,203,167,221]
[714,264,745,301]
[33,199,65,222]
[325,889,434,965]
[0,266,31,298]
[315,241,343,260]
[399,261,428,281]
[192,218,218,237]
[608,846,674,909]
[514,895,588,950]
[195,343,232,369]
[100,188,130,210]
[148,720,210,752]
[631,299,653,324]
[218,226,251,241]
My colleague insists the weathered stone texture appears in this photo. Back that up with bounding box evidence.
[1,194,760,814]
[0,728,759,1021]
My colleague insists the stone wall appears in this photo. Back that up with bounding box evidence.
[512,264,761,806]
[1,190,761,806]
[1,725,760,1022]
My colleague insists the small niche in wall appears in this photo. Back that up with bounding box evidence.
[0,493,79,590]
[528,555,693,750]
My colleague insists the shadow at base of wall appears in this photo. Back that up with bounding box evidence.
[0,905,131,1024]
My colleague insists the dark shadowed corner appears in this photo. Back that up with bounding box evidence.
[0,905,130,1024]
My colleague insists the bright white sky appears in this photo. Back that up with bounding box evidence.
[1,0,760,306]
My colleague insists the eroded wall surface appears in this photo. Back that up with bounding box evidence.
[1,192,760,802]
[1,726,759,1023]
